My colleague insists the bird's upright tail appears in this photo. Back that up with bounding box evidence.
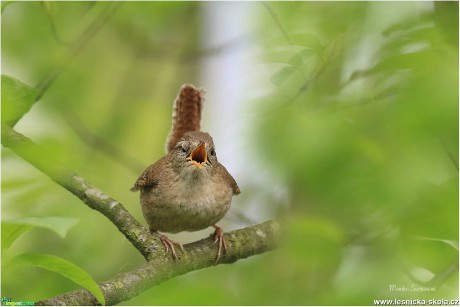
[165,84,205,152]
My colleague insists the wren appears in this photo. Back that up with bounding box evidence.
[131,84,240,262]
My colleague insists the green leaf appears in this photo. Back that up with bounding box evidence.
[401,178,459,241]
[382,12,432,37]
[402,238,458,277]
[2,216,80,250]
[400,177,459,278]
[8,253,106,305]
[349,51,436,81]
[289,49,314,67]
[271,66,296,86]
[270,49,315,87]
[289,33,324,54]
[1,75,38,126]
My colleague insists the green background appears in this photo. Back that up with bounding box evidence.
[2,2,458,305]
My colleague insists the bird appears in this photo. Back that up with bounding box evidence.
[131,84,240,262]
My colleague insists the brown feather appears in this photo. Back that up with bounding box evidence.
[130,155,168,191]
[217,164,241,195]
[166,84,205,152]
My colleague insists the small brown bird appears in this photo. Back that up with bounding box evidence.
[131,84,240,262]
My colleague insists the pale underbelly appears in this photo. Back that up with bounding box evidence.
[141,197,231,233]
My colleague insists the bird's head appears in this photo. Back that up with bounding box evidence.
[171,131,219,176]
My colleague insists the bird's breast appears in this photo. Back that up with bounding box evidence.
[140,170,233,233]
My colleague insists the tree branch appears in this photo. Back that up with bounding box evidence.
[36,220,279,305]
[1,124,158,260]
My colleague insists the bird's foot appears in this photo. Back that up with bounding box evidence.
[211,225,227,263]
[153,231,184,260]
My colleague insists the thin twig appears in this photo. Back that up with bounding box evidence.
[61,110,145,172]
[41,1,72,46]
[261,2,291,44]
[35,2,121,101]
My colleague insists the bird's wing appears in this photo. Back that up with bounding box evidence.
[130,156,168,192]
[218,164,241,195]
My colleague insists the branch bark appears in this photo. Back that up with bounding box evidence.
[37,220,279,305]
[1,124,158,260]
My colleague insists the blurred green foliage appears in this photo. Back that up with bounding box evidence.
[254,1,458,305]
[1,1,458,305]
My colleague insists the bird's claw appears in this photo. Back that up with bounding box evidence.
[156,233,184,260]
[212,225,227,263]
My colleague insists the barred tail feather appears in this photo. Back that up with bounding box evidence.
[166,84,205,152]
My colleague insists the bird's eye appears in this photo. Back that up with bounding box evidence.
[210,148,216,156]
[179,145,187,154]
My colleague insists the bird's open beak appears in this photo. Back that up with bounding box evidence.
[189,143,207,166]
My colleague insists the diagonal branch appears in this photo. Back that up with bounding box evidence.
[36,220,279,306]
[1,124,158,260]
[60,110,145,172]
